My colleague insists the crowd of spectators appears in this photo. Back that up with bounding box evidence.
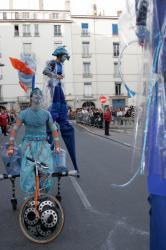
[71,106,135,128]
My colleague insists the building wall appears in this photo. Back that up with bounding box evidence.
[0,9,143,109]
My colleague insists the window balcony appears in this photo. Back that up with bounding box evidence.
[81,31,90,37]
[82,53,92,58]
[34,32,40,37]
[113,73,120,78]
[83,73,92,78]
[54,33,62,37]
[23,33,31,37]
[14,31,19,37]
[83,94,93,98]
[113,54,119,58]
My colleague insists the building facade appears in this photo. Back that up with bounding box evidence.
[0,0,143,110]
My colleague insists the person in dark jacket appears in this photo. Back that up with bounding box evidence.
[103,106,112,136]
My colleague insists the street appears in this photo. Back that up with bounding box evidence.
[0,123,149,250]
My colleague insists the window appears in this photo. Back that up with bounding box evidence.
[114,62,120,77]
[115,82,121,95]
[54,25,62,36]
[52,13,59,19]
[15,12,20,19]
[82,42,90,56]
[112,24,118,35]
[83,62,92,77]
[34,24,39,36]
[84,82,92,97]
[81,23,89,36]
[22,12,29,19]
[23,24,31,36]
[14,25,19,36]
[83,62,90,74]
[0,68,3,80]
[143,81,147,96]
[23,43,32,56]
[3,12,7,19]
[113,43,119,57]
[143,63,148,75]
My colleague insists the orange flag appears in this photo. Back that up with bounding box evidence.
[9,57,33,75]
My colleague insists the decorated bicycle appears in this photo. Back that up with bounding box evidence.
[0,46,79,243]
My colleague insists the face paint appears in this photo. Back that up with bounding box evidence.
[31,89,43,108]
[60,54,67,63]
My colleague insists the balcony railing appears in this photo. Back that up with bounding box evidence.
[34,32,40,37]
[82,53,92,58]
[54,32,62,37]
[14,31,19,37]
[23,32,31,37]
[81,31,90,37]
[83,73,92,78]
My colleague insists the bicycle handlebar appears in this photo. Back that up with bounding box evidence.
[26,157,48,168]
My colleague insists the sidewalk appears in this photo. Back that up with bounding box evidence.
[75,122,133,147]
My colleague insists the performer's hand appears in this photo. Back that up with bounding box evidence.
[57,75,64,80]
[55,141,61,154]
[7,145,14,156]
[55,146,61,154]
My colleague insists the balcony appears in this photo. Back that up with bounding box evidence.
[34,32,40,37]
[14,31,19,37]
[81,31,90,37]
[83,73,92,78]
[82,53,92,58]
[113,73,120,78]
[54,33,62,37]
[23,33,31,37]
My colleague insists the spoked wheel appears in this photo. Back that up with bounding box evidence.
[19,193,64,244]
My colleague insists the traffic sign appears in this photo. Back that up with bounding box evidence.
[99,96,107,104]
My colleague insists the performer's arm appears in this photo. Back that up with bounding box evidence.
[48,116,60,153]
[7,119,22,155]
[43,61,57,79]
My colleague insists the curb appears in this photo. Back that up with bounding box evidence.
[75,123,132,148]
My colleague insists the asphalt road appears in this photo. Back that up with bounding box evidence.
[0,124,149,250]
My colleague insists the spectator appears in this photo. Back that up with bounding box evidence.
[103,106,112,136]
[0,109,9,136]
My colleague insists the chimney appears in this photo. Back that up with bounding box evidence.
[117,10,122,17]
[92,4,97,16]
[65,0,71,11]
[9,0,13,9]
[39,0,44,10]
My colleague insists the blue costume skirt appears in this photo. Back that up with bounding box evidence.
[20,135,54,194]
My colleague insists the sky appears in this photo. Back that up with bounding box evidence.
[0,0,126,16]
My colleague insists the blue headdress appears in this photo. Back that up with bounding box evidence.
[52,46,70,60]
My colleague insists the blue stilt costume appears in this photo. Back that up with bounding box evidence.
[43,46,78,171]
[136,1,166,249]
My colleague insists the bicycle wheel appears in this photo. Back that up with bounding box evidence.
[19,193,64,244]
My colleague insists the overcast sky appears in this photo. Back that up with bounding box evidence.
[0,0,126,16]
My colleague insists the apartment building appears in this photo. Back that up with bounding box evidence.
[0,0,142,110]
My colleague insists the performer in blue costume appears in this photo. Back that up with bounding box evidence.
[43,46,79,173]
[7,88,60,194]
[136,1,166,249]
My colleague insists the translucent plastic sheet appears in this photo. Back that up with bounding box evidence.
[113,0,166,187]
